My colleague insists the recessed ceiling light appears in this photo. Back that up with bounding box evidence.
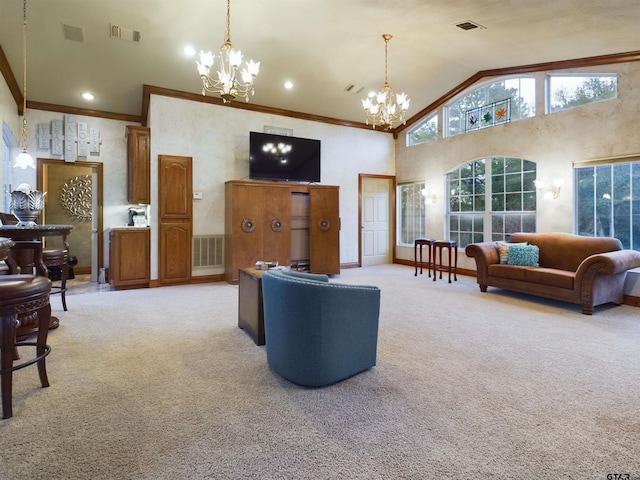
[284,80,293,89]
[184,45,196,56]
[82,92,94,100]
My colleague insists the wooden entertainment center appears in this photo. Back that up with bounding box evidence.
[224,180,340,284]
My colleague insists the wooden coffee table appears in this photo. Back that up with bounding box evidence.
[238,268,266,345]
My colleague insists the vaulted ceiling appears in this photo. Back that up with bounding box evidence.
[1,0,639,127]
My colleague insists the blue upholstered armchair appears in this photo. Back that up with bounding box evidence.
[261,270,381,387]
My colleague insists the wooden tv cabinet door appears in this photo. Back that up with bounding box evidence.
[224,180,340,284]
[109,227,150,289]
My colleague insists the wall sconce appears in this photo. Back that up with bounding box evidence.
[421,187,437,205]
[534,179,564,200]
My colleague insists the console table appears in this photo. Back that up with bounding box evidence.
[238,268,266,345]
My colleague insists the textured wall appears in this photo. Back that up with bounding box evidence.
[148,95,395,277]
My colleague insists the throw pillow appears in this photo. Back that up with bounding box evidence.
[507,244,539,267]
[495,241,527,264]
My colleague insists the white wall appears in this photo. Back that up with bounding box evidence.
[147,94,394,278]
[394,61,640,294]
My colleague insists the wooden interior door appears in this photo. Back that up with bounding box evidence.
[309,186,340,274]
[158,155,192,284]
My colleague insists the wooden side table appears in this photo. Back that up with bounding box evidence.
[238,268,266,345]
[414,238,435,277]
[433,240,458,283]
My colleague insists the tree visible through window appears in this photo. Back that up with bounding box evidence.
[576,161,639,250]
[447,77,535,137]
[398,182,426,246]
[407,113,437,147]
[448,157,536,247]
[548,74,617,113]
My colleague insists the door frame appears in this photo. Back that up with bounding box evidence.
[36,158,104,274]
[358,174,396,267]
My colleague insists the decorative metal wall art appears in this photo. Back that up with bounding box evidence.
[60,175,93,221]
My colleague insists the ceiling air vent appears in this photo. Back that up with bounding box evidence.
[62,23,85,43]
[455,20,486,31]
[110,24,141,42]
[344,84,364,94]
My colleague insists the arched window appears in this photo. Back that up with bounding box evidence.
[447,157,537,247]
[446,77,535,138]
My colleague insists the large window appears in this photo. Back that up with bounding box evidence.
[547,74,617,113]
[448,157,536,247]
[398,182,426,246]
[407,113,438,147]
[446,77,535,137]
[575,161,639,250]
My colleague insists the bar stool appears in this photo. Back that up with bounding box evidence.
[42,248,69,311]
[432,240,458,283]
[0,274,52,419]
[414,238,435,277]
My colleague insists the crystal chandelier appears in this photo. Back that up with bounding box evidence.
[196,0,260,104]
[14,0,35,169]
[362,34,410,130]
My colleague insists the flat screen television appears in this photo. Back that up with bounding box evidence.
[249,131,321,183]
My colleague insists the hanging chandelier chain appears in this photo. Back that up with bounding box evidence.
[384,36,389,84]
[21,0,28,151]
[224,0,232,46]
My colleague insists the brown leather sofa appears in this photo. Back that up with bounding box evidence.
[465,232,640,314]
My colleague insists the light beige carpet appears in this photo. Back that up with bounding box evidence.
[1,264,639,479]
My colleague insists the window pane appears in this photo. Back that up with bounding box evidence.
[492,194,504,211]
[523,192,536,211]
[407,114,438,146]
[505,173,522,193]
[522,214,536,232]
[447,156,537,246]
[576,167,596,235]
[548,74,617,113]
[398,183,425,245]
[506,193,522,211]
[576,161,639,251]
[596,165,612,237]
[505,157,521,174]
[523,171,536,192]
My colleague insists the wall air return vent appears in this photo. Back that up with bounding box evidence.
[109,24,141,42]
[62,23,85,43]
[193,235,224,268]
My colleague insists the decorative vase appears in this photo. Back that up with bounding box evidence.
[10,190,46,226]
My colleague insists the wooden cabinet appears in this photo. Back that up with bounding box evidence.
[158,155,192,285]
[225,180,340,284]
[126,126,151,204]
[109,227,150,289]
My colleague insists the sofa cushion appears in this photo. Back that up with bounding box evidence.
[507,244,540,267]
[488,264,529,281]
[525,268,575,289]
[496,241,527,264]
